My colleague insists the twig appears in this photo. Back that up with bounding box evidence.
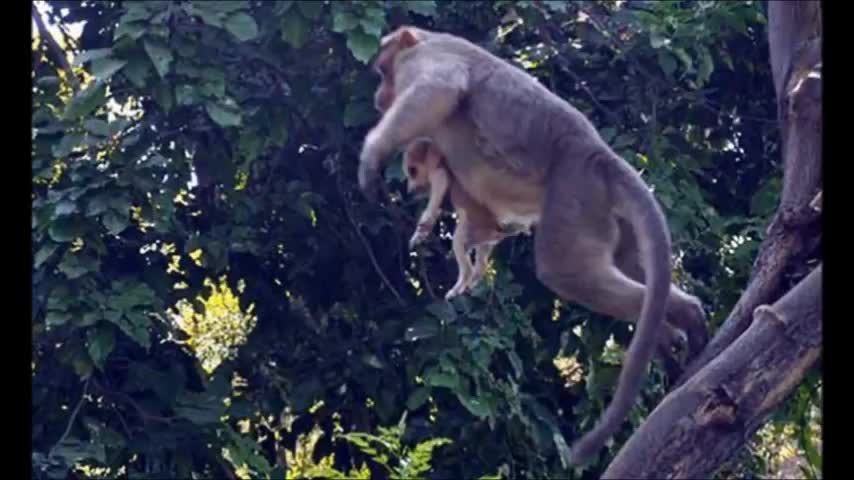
[32,4,79,93]
[533,26,622,124]
[112,404,133,439]
[418,255,438,300]
[334,156,406,307]
[49,377,90,458]
[92,377,176,425]
[216,457,238,480]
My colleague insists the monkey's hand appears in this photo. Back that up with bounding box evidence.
[358,131,387,201]
[357,158,381,202]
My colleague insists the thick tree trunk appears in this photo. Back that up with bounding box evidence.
[602,2,823,477]
[603,266,821,479]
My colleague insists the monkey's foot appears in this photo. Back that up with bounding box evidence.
[466,271,486,290]
[667,296,709,360]
[445,280,469,300]
[408,224,432,249]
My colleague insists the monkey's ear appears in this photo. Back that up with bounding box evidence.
[399,28,420,48]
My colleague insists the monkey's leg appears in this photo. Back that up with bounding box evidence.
[410,168,451,249]
[534,167,670,338]
[613,218,709,358]
[446,216,474,300]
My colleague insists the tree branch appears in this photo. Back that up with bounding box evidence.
[49,377,90,458]
[32,4,80,93]
[609,2,823,476]
[603,264,822,479]
[674,0,822,387]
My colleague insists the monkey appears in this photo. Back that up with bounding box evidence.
[403,138,529,300]
[358,26,709,466]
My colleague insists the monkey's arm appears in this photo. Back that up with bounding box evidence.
[359,65,469,198]
[409,167,450,248]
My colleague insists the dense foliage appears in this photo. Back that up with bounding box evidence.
[32,1,820,479]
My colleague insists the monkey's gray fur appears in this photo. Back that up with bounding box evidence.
[359,26,708,466]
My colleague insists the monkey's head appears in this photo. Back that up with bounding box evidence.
[372,26,429,113]
[402,139,440,194]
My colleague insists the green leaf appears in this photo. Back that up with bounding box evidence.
[332,11,360,32]
[400,0,437,16]
[404,317,439,342]
[152,80,174,112]
[108,311,151,348]
[51,439,106,465]
[103,209,130,235]
[296,0,324,19]
[456,392,492,418]
[122,56,152,88]
[53,200,78,218]
[36,76,60,89]
[657,50,677,77]
[359,15,386,38]
[74,354,93,377]
[224,12,259,42]
[672,48,693,72]
[114,20,147,40]
[58,252,101,279]
[84,119,111,137]
[696,44,714,84]
[198,0,247,13]
[598,127,617,143]
[88,326,115,370]
[34,243,60,269]
[274,1,294,15]
[552,431,572,469]
[543,0,568,13]
[361,353,385,369]
[281,13,309,49]
[507,350,523,379]
[346,28,380,64]
[90,57,127,80]
[406,387,430,411]
[63,81,107,120]
[186,3,224,27]
[200,75,226,98]
[73,48,113,66]
[45,311,72,327]
[206,101,243,127]
[52,133,84,158]
[176,61,202,78]
[649,32,669,49]
[80,312,100,327]
[176,84,202,106]
[121,3,154,23]
[86,194,110,217]
[750,177,780,217]
[426,302,457,323]
[48,218,84,243]
[343,100,375,127]
[424,370,459,389]
[143,39,173,78]
[175,391,228,425]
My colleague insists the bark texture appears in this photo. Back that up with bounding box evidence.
[601,2,823,477]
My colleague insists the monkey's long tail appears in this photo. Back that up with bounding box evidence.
[569,163,672,467]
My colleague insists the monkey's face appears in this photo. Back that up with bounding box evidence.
[372,28,421,113]
[373,44,398,113]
